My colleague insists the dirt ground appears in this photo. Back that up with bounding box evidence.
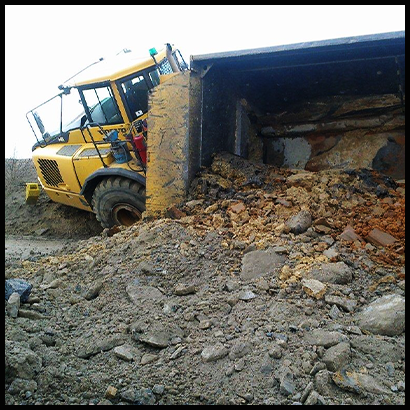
[5,158,103,269]
[5,158,103,240]
[4,156,405,405]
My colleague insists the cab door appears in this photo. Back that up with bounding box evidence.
[73,82,131,184]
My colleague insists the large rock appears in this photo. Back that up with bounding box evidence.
[7,378,38,395]
[137,324,184,349]
[322,342,351,371]
[113,345,135,362]
[76,334,127,359]
[365,228,397,247]
[201,343,229,362]
[309,262,353,284]
[356,294,405,336]
[314,370,335,397]
[83,279,104,300]
[324,295,357,312]
[279,370,296,396]
[305,330,349,348]
[350,335,404,363]
[120,387,156,405]
[5,279,32,302]
[332,369,391,395]
[5,340,42,383]
[339,225,363,242]
[241,248,286,281]
[126,284,165,304]
[301,278,327,299]
[6,292,21,318]
[174,283,196,296]
[138,330,171,348]
[228,341,252,360]
[285,210,312,234]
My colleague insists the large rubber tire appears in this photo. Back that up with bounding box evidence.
[91,177,146,228]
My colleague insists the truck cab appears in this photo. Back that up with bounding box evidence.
[26,44,188,228]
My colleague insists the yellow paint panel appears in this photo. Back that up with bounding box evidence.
[32,144,82,192]
[43,187,92,212]
[72,48,168,87]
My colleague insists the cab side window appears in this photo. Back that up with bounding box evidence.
[82,85,123,125]
[120,75,150,121]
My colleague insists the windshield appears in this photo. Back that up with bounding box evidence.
[27,88,86,144]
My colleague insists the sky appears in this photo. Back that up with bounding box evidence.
[4,4,405,158]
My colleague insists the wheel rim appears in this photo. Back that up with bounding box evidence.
[112,203,142,226]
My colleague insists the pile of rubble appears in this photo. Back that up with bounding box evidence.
[5,152,405,405]
[175,152,405,271]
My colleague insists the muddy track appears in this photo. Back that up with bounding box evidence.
[5,235,75,264]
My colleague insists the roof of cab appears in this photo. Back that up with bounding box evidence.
[66,46,168,87]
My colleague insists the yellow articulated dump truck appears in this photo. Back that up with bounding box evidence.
[26,44,188,228]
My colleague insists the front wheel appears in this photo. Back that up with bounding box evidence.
[91,177,146,228]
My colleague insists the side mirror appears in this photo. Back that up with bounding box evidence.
[58,84,71,95]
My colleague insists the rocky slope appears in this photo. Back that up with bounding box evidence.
[5,153,405,405]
